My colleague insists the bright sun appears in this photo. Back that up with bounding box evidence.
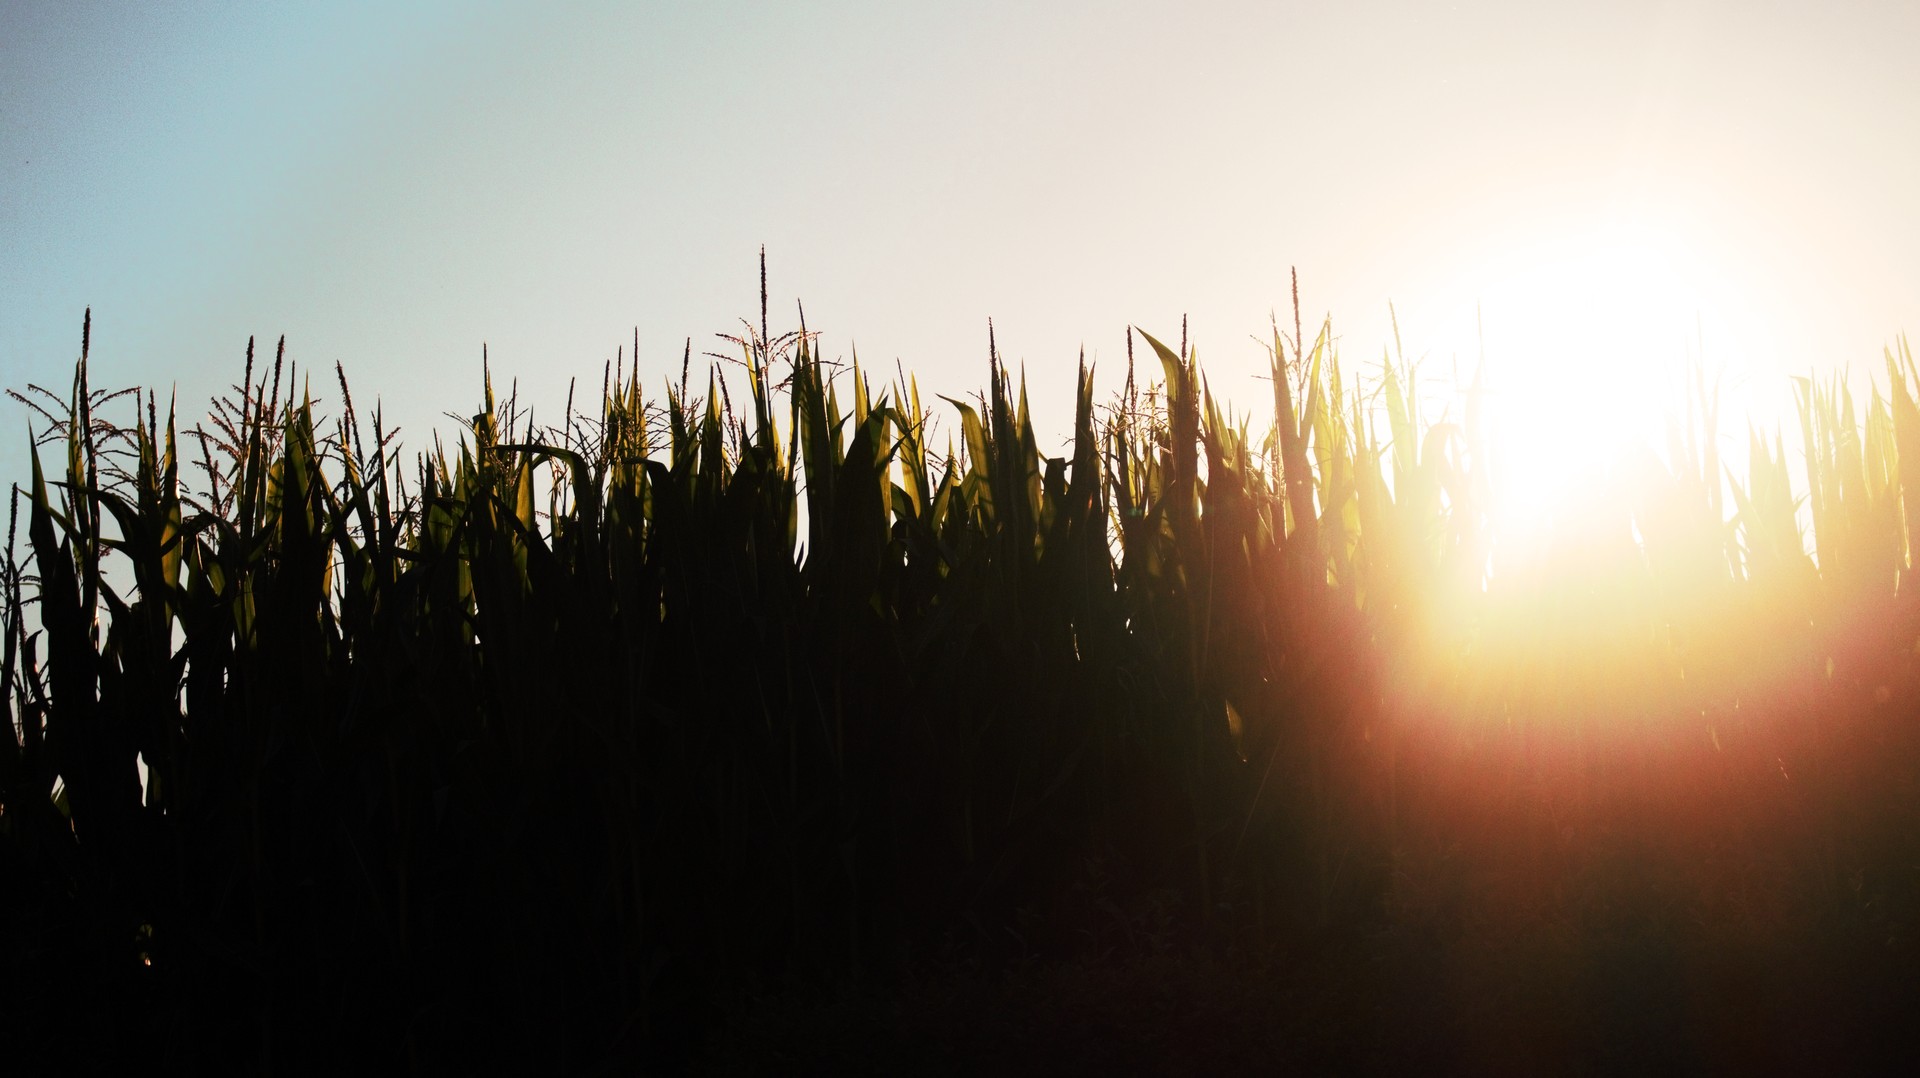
[1448,217,1773,567]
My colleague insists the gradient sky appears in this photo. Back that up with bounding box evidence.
[6,0,1920,496]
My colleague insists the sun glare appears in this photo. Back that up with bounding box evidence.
[1448,218,1773,570]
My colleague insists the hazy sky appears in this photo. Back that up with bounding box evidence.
[6,0,1920,491]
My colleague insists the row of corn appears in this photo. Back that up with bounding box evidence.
[4,287,1920,1068]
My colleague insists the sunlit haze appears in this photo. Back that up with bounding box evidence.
[7,1,1920,561]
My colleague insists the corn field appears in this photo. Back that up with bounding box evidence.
[6,277,1920,1071]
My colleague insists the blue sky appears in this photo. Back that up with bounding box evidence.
[6,1,1920,493]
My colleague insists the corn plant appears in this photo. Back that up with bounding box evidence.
[6,274,1920,1071]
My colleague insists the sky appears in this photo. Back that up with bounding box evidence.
[6,0,1920,516]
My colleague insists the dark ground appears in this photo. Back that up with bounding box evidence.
[705,924,1920,1076]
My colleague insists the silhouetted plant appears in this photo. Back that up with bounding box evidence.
[6,271,1920,1071]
